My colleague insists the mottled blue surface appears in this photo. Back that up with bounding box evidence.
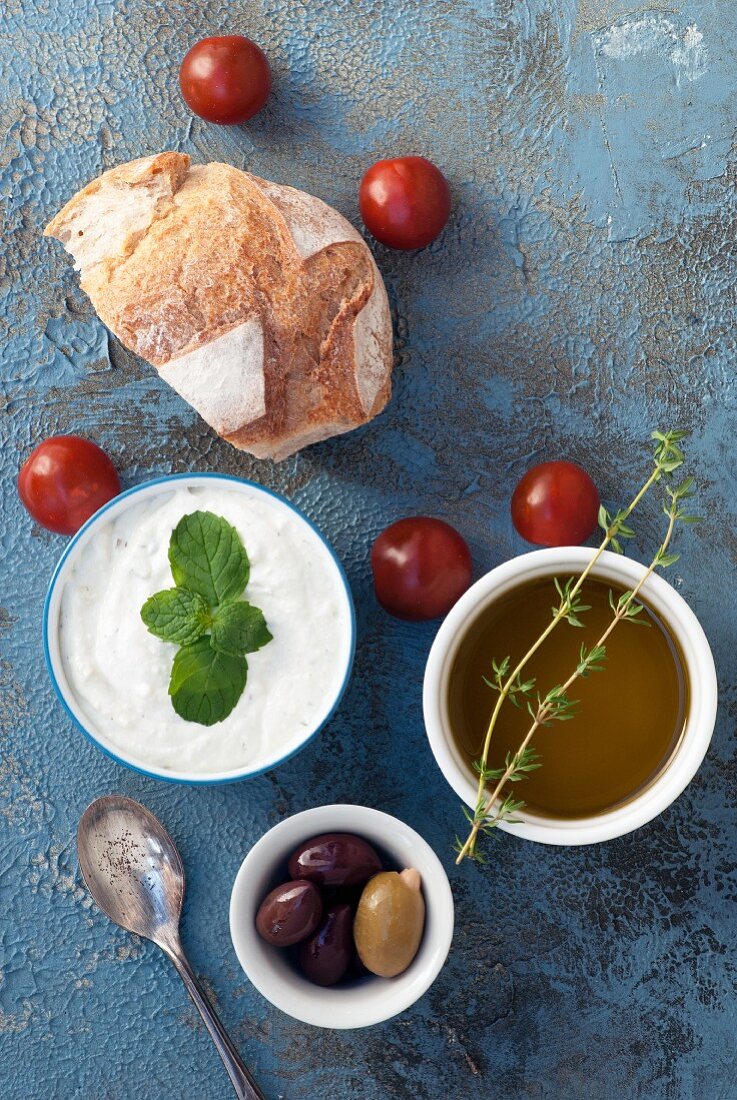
[1,2,736,1098]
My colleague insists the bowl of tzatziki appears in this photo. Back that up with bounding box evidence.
[43,474,355,784]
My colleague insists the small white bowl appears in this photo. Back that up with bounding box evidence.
[43,474,355,786]
[423,548,718,846]
[229,804,454,1029]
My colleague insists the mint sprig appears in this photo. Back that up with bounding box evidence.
[140,511,271,726]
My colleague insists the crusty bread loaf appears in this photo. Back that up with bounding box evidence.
[44,153,393,460]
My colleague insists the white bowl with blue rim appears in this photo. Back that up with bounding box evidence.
[43,474,355,785]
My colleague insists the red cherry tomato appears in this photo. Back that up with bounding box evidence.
[179,35,271,125]
[18,436,121,536]
[511,461,600,547]
[359,156,451,250]
[371,517,472,620]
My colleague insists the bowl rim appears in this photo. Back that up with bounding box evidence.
[423,547,718,846]
[42,472,356,786]
[229,804,455,1029]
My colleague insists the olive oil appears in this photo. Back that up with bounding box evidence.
[447,574,688,818]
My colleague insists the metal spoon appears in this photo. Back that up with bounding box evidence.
[77,794,265,1100]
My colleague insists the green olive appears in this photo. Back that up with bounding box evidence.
[354,868,425,978]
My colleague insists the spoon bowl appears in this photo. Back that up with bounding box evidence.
[77,795,265,1100]
[77,794,184,945]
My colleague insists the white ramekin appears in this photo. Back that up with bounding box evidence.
[423,548,717,845]
[229,804,454,1028]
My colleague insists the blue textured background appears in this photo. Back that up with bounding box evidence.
[1,2,736,1097]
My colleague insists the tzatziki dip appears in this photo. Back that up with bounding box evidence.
[54,482,353,777]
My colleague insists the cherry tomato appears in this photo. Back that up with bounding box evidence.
[18,436,121,536]
[511,461,599,547]
[359,156,451,250]
[371,517,472,620]
[179,35,271,125]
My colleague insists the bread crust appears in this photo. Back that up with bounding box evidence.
[45,153,393,460]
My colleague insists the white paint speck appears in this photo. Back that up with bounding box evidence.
[671,24,707,82]
[593,15,708,82]
[596,15,671,58]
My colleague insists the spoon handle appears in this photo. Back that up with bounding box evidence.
[168,947,266,1100]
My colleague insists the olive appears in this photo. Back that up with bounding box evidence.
[354,868,425,978]
[255,880,323,947]
[298,903,354,986]
[288,833,382,887]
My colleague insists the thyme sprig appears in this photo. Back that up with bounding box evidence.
[455,431,696,865]
[482,658,535,709]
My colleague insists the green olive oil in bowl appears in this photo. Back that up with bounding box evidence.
[447,574,688,819]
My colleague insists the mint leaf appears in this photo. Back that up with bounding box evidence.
[210,601,273,657]
[169,637,247,726]
[168,511,249,606]
[140,511,270,726]
[140,588,210,645]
